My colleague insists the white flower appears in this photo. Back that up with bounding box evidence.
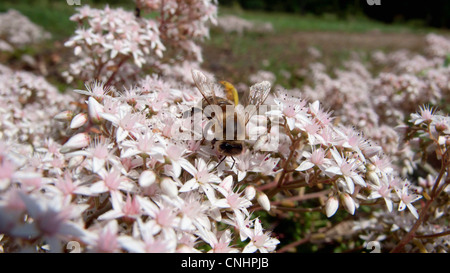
[90,167,135,196]
[213,176,252,217]
[179,158,221,201]
[16,192,88,252]
[296,147,329,172]
[325,148,366,194]
[243,218,279,253]
[395,181,422,219]
[118,218,176,253]
[368,175,394,212]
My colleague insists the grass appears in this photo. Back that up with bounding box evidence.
[0,0,134,40]
[218,7,438,34]
[203,7,447,88]
[0,1,440,42]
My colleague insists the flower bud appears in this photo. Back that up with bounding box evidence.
[366,164,380,186]
[74,46,82,56]
[245,185,256,200]
[160,177,178,198]
[253,134,268,151]
[70,113,88,129]
[139,170,156,188]
[438,135,445,146]
[60,133,90,153]
[325,196,339,218]
[54,110,74,121]
[88,96,104,124]
[68,155,85,169]
[257,192,271,212]
[340,193,356,215]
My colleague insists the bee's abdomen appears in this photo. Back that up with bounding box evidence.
[217,141,243,156]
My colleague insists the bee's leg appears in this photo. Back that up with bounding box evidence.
[230,156,236,169]
[214,156,227,170]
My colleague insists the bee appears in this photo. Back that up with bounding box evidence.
[191,69,271,168]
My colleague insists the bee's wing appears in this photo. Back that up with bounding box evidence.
[191,69,218,106]
[244,81,271,124]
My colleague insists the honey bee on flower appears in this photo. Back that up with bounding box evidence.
[190,69,271,168]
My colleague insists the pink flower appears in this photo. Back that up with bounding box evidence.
[66,137,115,173]
[0,159,15,190]
[55,171,91,197]
[118,218,176,253]
[84,220,121,253]
[214,175,253,215]
[120,130,166,161]
[410,104,436,125]
[17,192,88,252]
[272,92,309,130]
[74,81,111,100]
[196,225,238,253]
[99,194,142,221]
[164,144,192,178]
[242,218,279,253]
[179,158,221,200]
[138,196,179,234]
[90,167,135,197]
[395,181,422,219]
[325,148,366,194]
[296,147,328,172]
[175,192,210,231]
[368,176,394,212]
[101,111,144,142]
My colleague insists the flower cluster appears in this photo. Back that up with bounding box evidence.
[0,71,284,252]
[0,9,51,52]
[0,64,427,252]
[63,5,165,84]
[0,64,76,147]
[354,106,450,253]
[63,1,218,86]
[298,34,450,177]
